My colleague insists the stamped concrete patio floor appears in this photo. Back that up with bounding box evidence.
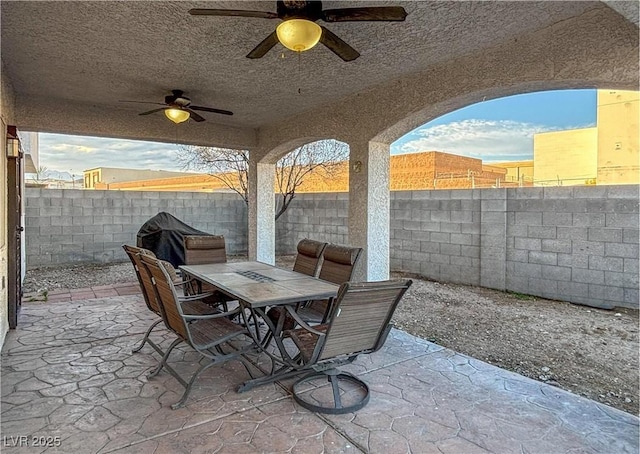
[2,286,638,453]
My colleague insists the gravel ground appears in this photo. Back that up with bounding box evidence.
[23,258,639,415]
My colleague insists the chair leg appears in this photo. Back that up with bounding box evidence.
[147,338,182,378]
[291,370,370,415]
[171,360,217,410]
[132,319,163,353]
[329,374,343,410]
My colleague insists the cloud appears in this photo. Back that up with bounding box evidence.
[392,119,567,162]
[38,133,185,174]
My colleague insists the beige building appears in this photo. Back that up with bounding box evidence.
[534,127,599,186]
[492,161,534,185]
[83,167,200,189]
[533,90,639,186]
[597,90,640,184]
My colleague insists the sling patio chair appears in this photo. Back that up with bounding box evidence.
[292,238,328,277]
[122,245,219,356]
[285,279,413,414]
[265,244,362,349]
[183,234,227,265]
[296,244,363,324]
[265,239,328,336]
[182,234,235,309]
[139,253,256,409]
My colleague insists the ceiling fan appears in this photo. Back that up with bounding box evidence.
[189,1,408,62]
[120,90,233,123]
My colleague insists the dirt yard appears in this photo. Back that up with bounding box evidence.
[22,260,639,415]
[391,271,639,416]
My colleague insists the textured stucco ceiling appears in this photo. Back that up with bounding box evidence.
[1,1,606,137]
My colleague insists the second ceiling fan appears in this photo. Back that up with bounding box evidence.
[121,90,233,124]
[190,1,407,62]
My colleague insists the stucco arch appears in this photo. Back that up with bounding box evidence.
[247,2,638,276]
[374,81,638,146]
[255,4,637,152]
[257,137,332,164]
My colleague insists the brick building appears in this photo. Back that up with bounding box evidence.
[97,150,512,193]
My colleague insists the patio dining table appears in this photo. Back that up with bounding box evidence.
[179,261,340,391]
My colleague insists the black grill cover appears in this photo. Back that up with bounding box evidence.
[136,212,211,268]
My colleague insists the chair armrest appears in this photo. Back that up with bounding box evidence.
[173,278,196,287]
[284,305,327,337]
[183,306,241,321]
[178,292,214,302]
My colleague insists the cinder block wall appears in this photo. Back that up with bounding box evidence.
[505,186,639,309]
[389,189,482,285]
[275,193,349,253]
[24,188,247,265]
[25,186,639,309]
[276,186,638,309]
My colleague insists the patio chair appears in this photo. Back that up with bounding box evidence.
[182,235,235,306]
[297,244,363,324]
[139,253,255,409]
[292,238,328,277]
[183,235,227,265]
[263,239,328,343]
[122,245,218,356]
[286,279,412,414]
[265,244,362,346]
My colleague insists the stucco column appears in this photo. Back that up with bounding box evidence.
[348,140,390,281]
[248,160,275,264]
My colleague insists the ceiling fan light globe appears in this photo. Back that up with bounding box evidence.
[164,108,190,124]
[276,19,322,52]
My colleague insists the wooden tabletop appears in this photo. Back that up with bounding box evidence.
[180,261,339,308]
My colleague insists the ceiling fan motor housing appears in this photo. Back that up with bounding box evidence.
[278,1,323,20]
[165,90,191,107]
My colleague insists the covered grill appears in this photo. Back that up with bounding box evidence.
[136,212,211,268]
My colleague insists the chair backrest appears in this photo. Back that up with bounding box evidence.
[123,244,161,315]
[293,239,327,277]
[139,253,189,340]
[317,244,363,284]
[184,235,227,265]
[318,279,412,361]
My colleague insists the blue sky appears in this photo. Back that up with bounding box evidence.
[35,89,597,174]
[391,89,596,161]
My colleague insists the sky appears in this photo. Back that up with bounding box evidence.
[34,89,597,175]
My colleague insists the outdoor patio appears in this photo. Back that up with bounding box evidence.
[1,285,638,453]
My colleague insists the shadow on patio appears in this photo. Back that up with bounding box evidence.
[1,288,638,453]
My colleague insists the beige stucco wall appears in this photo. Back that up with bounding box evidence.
[597,90,640,184]
[0,60,17,345]
[534,128,598,186]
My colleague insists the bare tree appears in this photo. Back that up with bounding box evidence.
[177,140,348,220]
[177,146,249,203]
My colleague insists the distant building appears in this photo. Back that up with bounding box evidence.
[95,151,514,193]
[83,167,200,189]
[101,172,229,192]
[534,127,598,186]
[390,152,509,190]
[82,90,638,192]
[597,90,639,185]
[491,161,534,186]
[533,89,639,186]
